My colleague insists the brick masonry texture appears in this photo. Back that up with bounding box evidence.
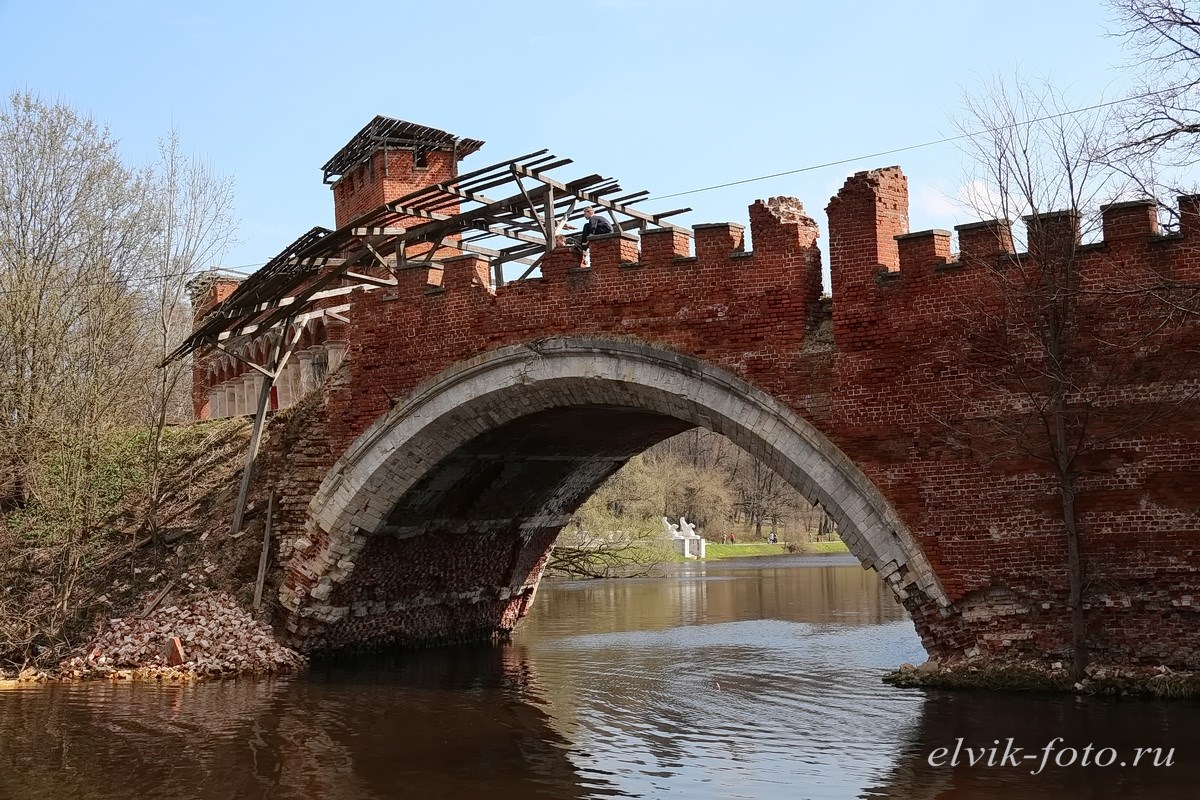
[196,157,1200,668]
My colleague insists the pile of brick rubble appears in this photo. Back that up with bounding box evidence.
[56,592,306,680]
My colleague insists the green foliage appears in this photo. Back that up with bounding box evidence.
[556,432,846,577]
[4,427,152,544]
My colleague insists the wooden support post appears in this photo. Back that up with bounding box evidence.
[253,489,275,610]
[229,322,304,535]
[543,186,555,256]
[230,370,274,535]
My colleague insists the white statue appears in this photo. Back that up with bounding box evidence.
[678,517,698,538]
[662,517,682,538]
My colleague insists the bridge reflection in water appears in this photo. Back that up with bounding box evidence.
[1,557,1197,799]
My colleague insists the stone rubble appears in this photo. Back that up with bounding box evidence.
[56,592,306,680]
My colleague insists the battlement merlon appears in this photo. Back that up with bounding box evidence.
[827,166,1200,294]
[895,229,951,276]
[955,219,1015,264]
[826,167,909,293]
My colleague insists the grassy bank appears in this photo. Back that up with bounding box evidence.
[703,540,849,560]
[704,542,788,559]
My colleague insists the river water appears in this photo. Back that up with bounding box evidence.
[1,554,1195,799]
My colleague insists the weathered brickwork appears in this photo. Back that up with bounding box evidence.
[195,143,1200,667]
[331,148,456,229]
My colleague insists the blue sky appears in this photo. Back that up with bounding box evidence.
[1,0,1135,277]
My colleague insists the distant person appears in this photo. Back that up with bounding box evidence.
[574,207,613,253]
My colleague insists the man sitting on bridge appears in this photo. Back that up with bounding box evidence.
[573,207,613,254]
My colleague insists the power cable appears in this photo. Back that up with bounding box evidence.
[649,85,1185,201]
[0,84,1188,297]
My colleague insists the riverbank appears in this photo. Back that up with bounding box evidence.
[702,540,848,560]
[1,592,306,685]
[0,417,312,681]
[885,658,1200,700]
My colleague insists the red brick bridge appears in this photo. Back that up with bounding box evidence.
[188,118,1200,669]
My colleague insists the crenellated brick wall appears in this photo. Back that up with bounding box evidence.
[197,158,1200,668]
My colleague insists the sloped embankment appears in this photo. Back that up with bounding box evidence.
[1,402,321,680]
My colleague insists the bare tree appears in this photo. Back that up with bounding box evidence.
[729,449,793,539]
[553,455,670,578]
[0,92,158,509]
[948,75,1195,679]
[0,92,161,660]
[1109,0,1200,221]
[141,130,237,533]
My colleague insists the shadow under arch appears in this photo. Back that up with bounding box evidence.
[280,337,949,651]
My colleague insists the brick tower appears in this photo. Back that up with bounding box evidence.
[322,116,485,228]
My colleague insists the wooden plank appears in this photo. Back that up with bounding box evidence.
[253,490,275,610]
[510,163,690,233]
[211,341,275,379]
[217,303,351,342]
[343,270,398,288]
[388,204,547,248]
[219,280,373,321]
[352,226,407,236]
[230,330,286,535]
[283,257,347,268]
[139,580,176,619]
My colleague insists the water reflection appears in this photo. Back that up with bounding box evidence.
[0,646,590,800]
[864,687,1200,799]
[0,555,1196,799]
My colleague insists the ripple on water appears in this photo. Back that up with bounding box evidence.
[3,561,1198,800]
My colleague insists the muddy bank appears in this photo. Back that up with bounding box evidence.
[886,657,1200,699]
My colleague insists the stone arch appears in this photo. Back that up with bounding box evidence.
[281,337,949,650]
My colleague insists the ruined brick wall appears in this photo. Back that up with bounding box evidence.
[322,203,826,456]
[823,169,1200,667]
[275,202,830,652]
[190,278,243,421]
[252,166,1197,667]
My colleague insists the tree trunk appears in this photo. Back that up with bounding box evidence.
[1061,472,1088,681]
[1049,326,1088,681]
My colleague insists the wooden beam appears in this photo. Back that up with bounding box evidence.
[544,186,555,254]
[511,163,689,233]
[283,257,347,268]
[389,203,548,248]
[211,340,275,379]
[219,281,381,319]
[343,270,398,288]
[218,303,351,343]
[253,490,274,610]
[352,227,407,236]
[230,323,304,535]
[231,363,276,534]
